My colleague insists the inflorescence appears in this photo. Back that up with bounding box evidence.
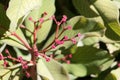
[0,12,82,78]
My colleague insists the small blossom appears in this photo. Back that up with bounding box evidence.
[118,63,120,67]
[55,39,64,45]
[66,60,70,64]
[64,25,72,30]
[22,62,28,69]
[63,36,69,40]
[67,26,72,30]
[46,57,50,62]
[28,17,33,21]
[5,49,9,54]
[3,60,8,67]
[18,56,23,62]
[25,71,30,78]
[71,38,77,44]
[77,33,81,37]
[61,15,67,22]
[35,52,39,57]
[68,54,72,58]
[51,44,56,49]
[39,18,44,23]
[28,17,35,22]
[0,54,4,60]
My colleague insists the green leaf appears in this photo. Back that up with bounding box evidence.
[81,32,101,46]
[71,46,114,75]
[0,68,20,80]
[13,47,31,61]
[1,28,28,50]
[2,71,11,80]
[113,0,120,8]
[105,21,120,40]
[0,4,10,37]
[93,0,119,23]
[110,68,120,80]
[63,64,87,77]
[72,0,99,17]
[0,43,6,53]
[105,73,117,80]
[6,0,42,31]
[72,0,120,40]
[24,0,55,45]
[37,58,69,80]
[72,0,119,22]
[0,69,10,76]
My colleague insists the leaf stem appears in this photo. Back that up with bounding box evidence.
[11,32,32,50]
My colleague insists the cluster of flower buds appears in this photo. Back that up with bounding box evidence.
[0,12,83,78]
[0,49,30,77]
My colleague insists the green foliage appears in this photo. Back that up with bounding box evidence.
[0,0,120,80]
[37,58,69,80]
[24,0,55,45]
[0,4,10,38]
[6,0,42,31]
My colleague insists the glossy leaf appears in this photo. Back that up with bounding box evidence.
[0,68,20,80]
[72,0,120,40]
[0,4,10,37]
[37,58,69,80]
[109,68,120,80]
[1,28,28,50]
[0,43,6,53]
[72,0,99,17]
[63,64,87,77]
[25,0,55,45]
[71,46,114,75]
[6,0,42,31]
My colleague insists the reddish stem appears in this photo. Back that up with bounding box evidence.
[11,32,32,50]
[55,25,60,39]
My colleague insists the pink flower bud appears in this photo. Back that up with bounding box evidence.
[25,71,30,78]
[3,60,8,67]
[118,63,120,67]
[62,15,67,22]
[39,18,44,23]
[22,62,28,69]
[18,56,23,62]
[63,36,69,40]
[46,58,50,62]
[71,38,77,44]
[77,33,81,37]
[68,54,72,58]
[28,17,33,21]
[66,60,70,64]
[0,54,4,60]
[51,44,56,49]
[55,39,64,45]
[67,26,72,30]
[5,49,9,54]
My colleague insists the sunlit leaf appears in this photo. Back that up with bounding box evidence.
[37,58,69,80]
[25,0,55,46]
[6,0,42,31]
[71,46,114,75]
[1,28,28,50]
